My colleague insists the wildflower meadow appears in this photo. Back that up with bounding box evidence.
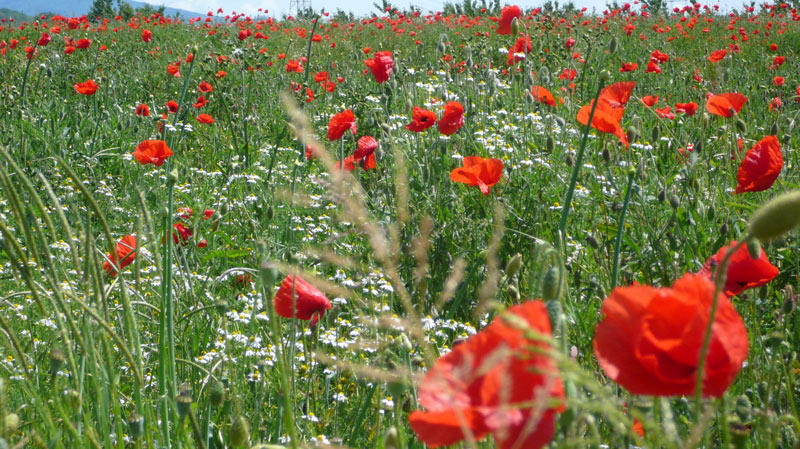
[0,1,799,448]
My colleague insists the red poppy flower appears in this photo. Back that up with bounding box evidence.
[593,273,748,397]
[327,109,357,141]
[734,135,782,193]
[314,71,329,83]
[135,103,150,117]
[167,63,181,77]
[273,275,331,325]
[198,81,213,93]
[353,135,378,160]
[133,140,173,167]
[408,301,565,449]
[37,33,51,46]
[565,37,577,49]
[103,235,136,277]
[641,95,658,107]
[73,79,98,95]
[708,49,727,62]
[76,38,90,49]
[773,76,785,86]
[496,5,521,35]
[171,222,192,245]
[196,114,214,124]
[450,156,503,195]
[650,50,669,63]
[365,51,393,84]
[770,56,785,69]
[705,92,747,117]
[193,95,208,108]
[559,68,577,80]
[141,29,152,42]
[405,106,437,132]
[699,240,779,297]
[769,97,782,111]
[675,102,698,116]
[655,105,675,119]
[645,61,662,73]
[576,81,635,148]
[166,100,179,113]
[619,62,638,72]
[531,86,557,106]
[438,101,464,136]
[506,34,531,65]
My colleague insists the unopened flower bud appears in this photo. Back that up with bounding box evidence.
[505,253,523,278]
[511,17,522,35]
[748,190,800,242]
[49,348,65,377]
[542,266,561,302]
[385,427,400,449]
[608,36,618,54]
[746,238,761,260]
[127,413,144,440]
[229,416,250,447]
[669,194,680,209]
[736,118,747,132]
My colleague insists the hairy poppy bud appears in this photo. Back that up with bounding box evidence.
[259,262,280,288]
[554,116,565,128]
[505,253,523,278]
[209,380,226,407]
[545,135,554,152]
[565,154,574,166]
[736,118,747,133]
[4,413,19,434]
[385,427,400,449]
[599,69,612,83]
[651,125,660,143]
[746,238,761,260]
[507,284,520,300]
[511,17,521,35]
[176,393,192,419]
[770,123,778,135]
[49,348,65,377]
[586,233,599,248]
[747,190,800,242]
[669,194,680,209]
[541,266,562,302]
[730,422,750,449]
[539,66,551,85]
[694,140,703,154]
[168,169,179,184]
[608,36,618,54]
[658,189,667,202]
[720,222,729,235]
[229,416,250,447]
[601,148,611,162]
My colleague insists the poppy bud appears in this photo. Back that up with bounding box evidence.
[525,91,535,104]
[658,189,667,202]
[746,238,761,260]
[4,412,19,436]
[720,222,729,235]
[554,116,565,128]
[736,118,747,133]
[546,135,554,152]
[541,266,562,302]
[49,348,65,377]
[538,66,551,85]
[65,389,81,410]
[770,123,778,135]
[608,36,618,54]
[505,253,523,278]
[168,169,179,184]
[782,134,791,145]
[669,194,680,209]
[599,69,612,83]
[208,380,226,407]
[259,262,280,288]
[706,205,715,221]
[437,41,446,53]
[526,70,535,86]
[651,125,660,142]
[176,393,192,419]
[405,97,414,112]
[229,416,250,447]
[601,148,610,162]
[385,426,400,449]
[511,17,521,35]
[747,190,800,242]
[507,284,520,300]
[127,413,144,440]
[565,154,574,166]
[215,300,227,314]
[694,140,703,154]
[734,394,752,422]
[729,422,750,449]
[399,333,413,350]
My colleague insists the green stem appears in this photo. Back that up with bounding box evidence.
[611,171,635,289]
[557,81,604,250]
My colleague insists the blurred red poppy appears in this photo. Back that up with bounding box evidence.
[773,76,785,86]
[496,5,521,35]
[708,49,727,62]
[641,95,658,107]
[506,34,531,65]
[675,102,698,116]
[735,135,782,193]
[133,140,173,167]
[438,101,464,136]
[37,33,51,46]
[353,135,378,169]
[328,109,357,141]
[450,156,503,195]
[141,29,152,42]
[135,103,150,117]
[593,273,748,397]
[365,51,393,84]
[196,113,214,124]
[406,106,437,132]
[619,62,638,72]
[273,275,331,325]
[699,240,779,297]
[705,92,747,117]
[167,100,179,113]
[103,235,136,277]
[577,81,635,148]
[198,81,213,93]
[73,79,98,95]
[171,222,192,245]
[408,300,565,449]
[531,86,557,106]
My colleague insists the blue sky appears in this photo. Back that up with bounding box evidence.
[163,0,748,17]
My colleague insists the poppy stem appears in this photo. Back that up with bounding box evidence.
[610,170,635,289]
[557,81,604,251]
[694,239,747,411]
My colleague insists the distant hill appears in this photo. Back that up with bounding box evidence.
[0,7,31,21]
[0,0,203,19]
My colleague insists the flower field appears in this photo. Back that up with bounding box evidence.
[0,2,799,448]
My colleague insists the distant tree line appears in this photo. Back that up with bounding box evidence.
[88,0,166,20]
